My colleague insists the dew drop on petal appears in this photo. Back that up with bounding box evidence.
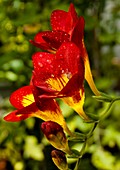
[39,54,43,57]
[46,59,52,64]
[51,74,55,77]
[67,72,72,79]
[38,62,43,67]
[50,65,53,68]
[59,54,63,57]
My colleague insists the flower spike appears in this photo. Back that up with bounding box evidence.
[30,3,99,97]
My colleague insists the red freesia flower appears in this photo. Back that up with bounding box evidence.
[4,4,100,132]
[4,85,72,135]
[32,42,88,120]
[30,3,99,96]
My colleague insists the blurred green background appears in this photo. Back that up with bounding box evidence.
[0,0,120,169]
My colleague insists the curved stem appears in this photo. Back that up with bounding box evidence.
[73,96,120,170]
[74,141,86,170]
[87,122,98,138]
[64,123,75,137]
[74,122,98,170]
[100,97,120,120]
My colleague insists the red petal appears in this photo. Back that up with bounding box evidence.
[32,52,55,80]
[4,98,62,123]
[55,42,81,75]
[31,31,69,51]
[51,10,67,31]
[42,30,70,49]
[36,73,84,100]
[10,86,34,109]
[68,3,78,25]
[41,121,64,137]
[31,85,60,112]
[4,103,39,122]
[32,42,84,79]
[32,42,84,102]
[30,31,52,51]
[4,110,30,122]
[51,10,72,33]
[58,73,84,97]
[71,17,85,48]
[51,4,78,34]
[30,40,51,51]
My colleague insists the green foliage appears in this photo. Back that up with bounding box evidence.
[0,0,120,169]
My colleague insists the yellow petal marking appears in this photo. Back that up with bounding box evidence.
[47,75,89,120]
[82,41,100,96]
[62,89,88,120]
[47,76,68,91]
[33,106,72,135]
[22,94,35,107]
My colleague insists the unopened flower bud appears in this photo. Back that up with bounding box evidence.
[51,150,68,170]
[41,121,71,154]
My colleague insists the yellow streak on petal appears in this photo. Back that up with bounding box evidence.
[82,41,100,96]
[47,76,88,120]
[47,76,68,91]
[22,94,35,107]
[85,57,100,96]
[34,109,71,135]
[62,89,89,120]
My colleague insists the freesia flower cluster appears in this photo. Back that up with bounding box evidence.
[4,4,100,169]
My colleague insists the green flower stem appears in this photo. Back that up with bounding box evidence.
[74,122,98,170]
[86,122,98,138]
[100,97,120,120]
[73,96,120,170]
[74,157,81,170]
[73,144,84,170]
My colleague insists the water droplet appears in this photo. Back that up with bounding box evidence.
[38,62,43,67]
[50,65,53,68]
[67,72,72,79]
[39,54,43,57]
[46,59,52,64]
[63,45,66,49]
[51,74,54,78]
